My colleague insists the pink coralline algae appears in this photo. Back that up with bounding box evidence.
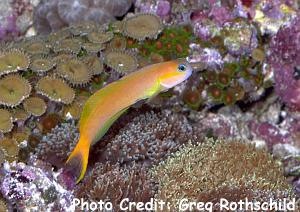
[0,156,74,211]
[269,15,300,111]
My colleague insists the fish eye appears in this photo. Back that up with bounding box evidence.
[178,64,186,72]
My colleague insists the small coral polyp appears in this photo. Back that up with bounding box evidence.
[135,25,193,60]
[0,75,32,107]
[83,55,104,76]
[87,31,114,44]
[57,59,92,86]
[0,49,30,76]
[22,97,47,117]
[122,13,163,41]
[35,77,75,104]
[25,41,50,55]
[0,137,19,162]
[0,109,13,133]
[104,50,138,74]
[29,57,56,74]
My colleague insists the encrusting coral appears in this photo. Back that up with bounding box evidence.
[268,15,300,111]
[0,75,32,107]
[152,139,295,211]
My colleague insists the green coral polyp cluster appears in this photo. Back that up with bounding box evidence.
[127,25,194,60]
[190,56,265,107]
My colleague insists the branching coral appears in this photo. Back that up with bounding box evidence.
[74,162,156,209]
[36,121,78,167]
[96,109,201,167]
[152,139,294,211]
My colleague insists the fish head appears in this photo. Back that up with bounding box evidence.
[159,58,193,89]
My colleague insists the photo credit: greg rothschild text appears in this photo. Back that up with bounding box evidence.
[72,197,297,211]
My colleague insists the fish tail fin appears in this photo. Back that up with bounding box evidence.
[65,137,90,183]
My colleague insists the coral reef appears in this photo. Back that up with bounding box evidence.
[152,139,295,210]
[0,0,299,210]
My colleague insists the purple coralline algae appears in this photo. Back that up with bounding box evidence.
[248,121,292,149]
[269,15,300,111]
[0,0,39,41]
[0,156,74,211]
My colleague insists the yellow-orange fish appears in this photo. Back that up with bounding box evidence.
[66,59,193,182]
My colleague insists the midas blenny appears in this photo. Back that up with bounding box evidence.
[66,59,193,183]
